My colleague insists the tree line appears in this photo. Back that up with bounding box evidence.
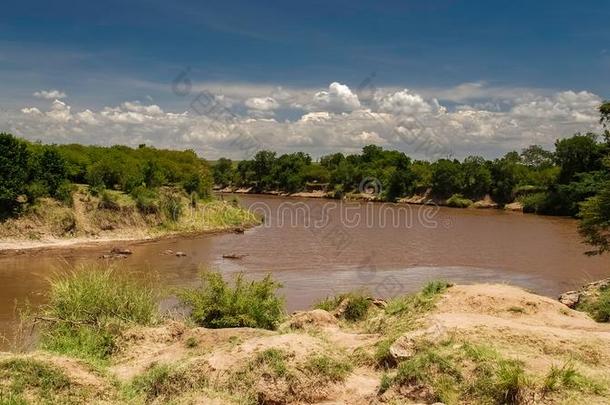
[0,135,212,218]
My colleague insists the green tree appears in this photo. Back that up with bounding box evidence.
[520,145,554,169]
[212,157,234,187]
[600,101,610,128]
[384,154,414,202]
[0,133,29,216]
[461,156,491,199]
[143,160,165,188]
[579,180,610,255]
[555,133,601,184]
[431,159,462,198]
[489,155,524,205]
[37,147,69,197]
[252,150,277,190]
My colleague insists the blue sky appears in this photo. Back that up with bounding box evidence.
[1,1,609,158]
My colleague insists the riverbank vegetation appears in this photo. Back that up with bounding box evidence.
[3,267,610,404]
[0,134,259,245]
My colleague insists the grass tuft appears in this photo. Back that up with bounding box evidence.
[0,358,76,404]
[130,362,205,402]
[178,271,284,330]
[35,265,158,361]
[543,362,606,395]
[303,355,352,382]
[314,291,371,322]
[385,280,451,317]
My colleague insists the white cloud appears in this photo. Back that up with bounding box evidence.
[33,89,67,100]
[3,82,605,160]
[21,107,41,115]
[122,101,164,115]
[377,89,434,115]
[310,82,361,113]
[46,99,71,122]
[245,96,279,111]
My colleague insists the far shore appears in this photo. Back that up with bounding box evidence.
[217,187,525,211]
[0,225,249,255]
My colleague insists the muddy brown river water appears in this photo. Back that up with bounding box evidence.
[1,194,609,346]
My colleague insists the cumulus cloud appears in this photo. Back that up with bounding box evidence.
[377,89,435,115]
[3,82,605,160]
[33,89,67,100]
[310,82,361,112]
[245,96,279,111]
[21,107,41,115]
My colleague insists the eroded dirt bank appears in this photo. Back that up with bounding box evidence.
[2,283,610,404]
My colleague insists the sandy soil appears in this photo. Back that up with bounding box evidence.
[2,283,610,404]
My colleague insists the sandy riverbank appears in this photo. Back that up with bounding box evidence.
[2,282,609,404]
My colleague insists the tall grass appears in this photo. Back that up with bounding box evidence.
[36,265,158,361]
[178,271,284,330]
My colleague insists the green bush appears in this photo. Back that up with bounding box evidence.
[98,190,120,210]
[519,192,550,213]
[54,182,75,206]
[314,291,371,321]
[178,271,284,330]
[131,186,159,214]
[577,288,610,322]
[161,192,183,222]
[446,193,473,208]
[36,266,157,361]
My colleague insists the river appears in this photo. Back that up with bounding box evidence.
[1,194,609,346]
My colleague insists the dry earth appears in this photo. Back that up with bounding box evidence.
[2,284,609,404]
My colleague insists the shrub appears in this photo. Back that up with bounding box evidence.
[520,192,550,213]
[98,190,120,210]
[577,287,610,322]
[54,182,76,206]
[421,280,452,297]
[131,186,159,214]
[36,266,157,361]
[161,191,183,222]
[446,193,473,208]
[314,291,371,321]
[178,271,284,330]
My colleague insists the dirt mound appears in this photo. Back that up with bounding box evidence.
[429,284,610,375]
[111,321,270,380]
